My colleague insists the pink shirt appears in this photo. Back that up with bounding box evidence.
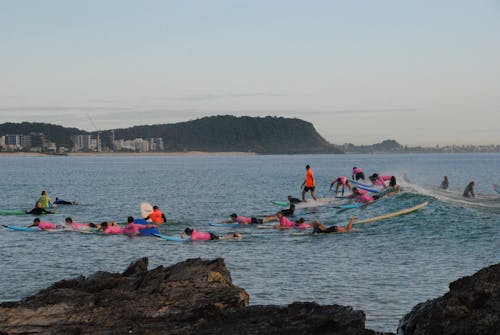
[190,230,211,240]
[70,222,89,230]
[358,194,374,204]
[380,175,392,181]
[279,216,296,228]
[372,178,386,187]
[357,189,368,195]
[104,226,124,234]
[353,167,363,174]
[236,216,251,224]
[337,176,348,185]
[122,223,140,235]
[297,222,312,229]
[38,221,57,230]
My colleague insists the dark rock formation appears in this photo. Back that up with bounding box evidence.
[397,263,500,335]
[0,257,378,335]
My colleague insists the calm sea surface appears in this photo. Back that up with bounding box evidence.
[1,153,499,332]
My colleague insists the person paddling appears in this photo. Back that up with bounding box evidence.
[182,228,242,241]
[144,205,167,224]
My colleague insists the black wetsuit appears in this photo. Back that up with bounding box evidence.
[463,183,475,198]
[54,199,74,205]
[440,179,448,190]
[313,226,338,234]
[25,207,53,215]
[280,207,295,216]
[288,197,302,204]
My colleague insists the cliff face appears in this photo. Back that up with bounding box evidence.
[0,257,371,335]
[397,262,500,335]
[113,115,343,154]
[2,257,497,334]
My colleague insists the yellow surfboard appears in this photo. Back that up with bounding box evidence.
[354,201,429,225]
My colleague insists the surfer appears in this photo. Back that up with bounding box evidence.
[223,213,273,224]
[287,195,303,204]
[369,174,388,188]
[144,205,167,224]
[440,176,449,190]
[295,217,312,229]
[353,188,379,203]
[352,167,365,180]
[463,181,475,198]
[329,176,352,196]
[301,165,317,201]
[263,204,296,222]
[28,218,58,230]
[182,228,242,240]
[25,202,55,215]
[54,197,78,205]
[311,218,356,234]
[63,217,92,231]
[37,190,53,208]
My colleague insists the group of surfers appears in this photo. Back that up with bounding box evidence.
[439,176,477,198]
[25,165,396,240]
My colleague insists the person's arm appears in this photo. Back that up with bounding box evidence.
[335,183,340,195]
[300,179,306,188]
[162,214,167,223]
[471,187,475,197]
[144,215,150,220]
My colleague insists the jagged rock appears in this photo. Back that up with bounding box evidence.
[0,257,378,335]
[397,262,500,335]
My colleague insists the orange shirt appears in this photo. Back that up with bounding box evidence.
[148,209,165,224]
[305,169,315,187]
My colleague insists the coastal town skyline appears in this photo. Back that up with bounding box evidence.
[1,1,499,146]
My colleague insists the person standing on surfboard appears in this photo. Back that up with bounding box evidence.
[352,167,365,180]
[301,165,317,201]
[144,206,167,224]
[463,181,475,198]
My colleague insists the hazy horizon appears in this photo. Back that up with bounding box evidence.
[1,1,499,146]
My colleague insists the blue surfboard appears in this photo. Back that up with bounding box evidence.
[153,233,187,242]
[2,225,39,232]
[133,218,161,236]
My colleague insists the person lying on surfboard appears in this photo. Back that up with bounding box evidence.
[353,188,380,203]
[28,218,59,230]
[54,197,78,205]
[369,174,388,188]
[223,213,274,225]
[287,195,303,204]
[182,228,242,241]
[311,218,357,234]
[25,202,55,215]
[263,204,296,222]
[266,212,312,229]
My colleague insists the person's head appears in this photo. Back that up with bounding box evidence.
[352,188,361,196]
[55,197,59,201]
[184,228,193,236]
[471,181,475,186]
[290,204,295,210]
[353,166,357,170]
[311,221,321,229]
[287,195,293,200]
[277,212,283,219]
[100,222,108,229]
[35,202,42,208]
[88,223,97,228]
[390,176,397,187]
[153,206,159,210]
[444,176,448,180]
[33,218,40,225]
[41,190,47,195]
[65,217,73,224]
[297,217,305,224]
[127,216,134,223]
[230,213,237,219]
[305,164,310,170]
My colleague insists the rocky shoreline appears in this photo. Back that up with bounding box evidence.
[0,258,498,335]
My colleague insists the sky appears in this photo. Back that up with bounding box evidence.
[1,1,499,146]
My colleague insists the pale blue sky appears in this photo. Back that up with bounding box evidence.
[1,1,499,145]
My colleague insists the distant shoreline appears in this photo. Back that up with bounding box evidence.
[0,151,257,157]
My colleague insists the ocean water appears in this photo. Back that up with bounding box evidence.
[0,153,499,332]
